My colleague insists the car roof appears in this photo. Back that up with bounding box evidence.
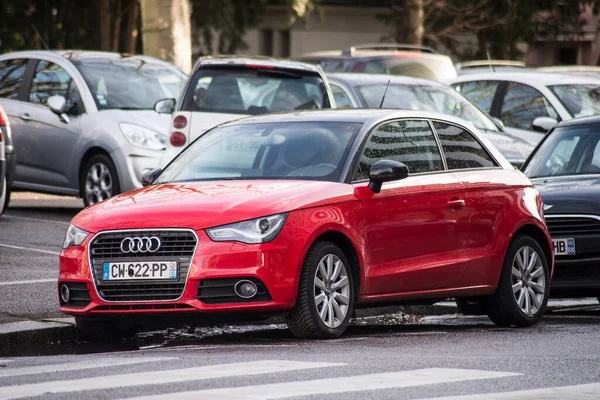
[195,56,321,73]
[299,51,451,62]
[327,72,445,88]
[447,71,600,86]
[556,114,600,128]
[219,108,473,128]
[0,50,178,67]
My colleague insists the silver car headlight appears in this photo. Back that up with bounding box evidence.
[63,224,91,249]
[120,123,167,151]
[206,214,288,244]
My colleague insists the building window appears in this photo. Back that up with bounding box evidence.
[260,29,274,56]
[558,47,577,65]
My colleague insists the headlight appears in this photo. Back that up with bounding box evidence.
[120,123,167,151]
[206,214,288,244]
[63,224,90,249]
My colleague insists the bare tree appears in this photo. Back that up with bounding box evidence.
[140,0,192,71]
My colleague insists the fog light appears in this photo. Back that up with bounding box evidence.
[60,284,70,303]
[234,280,258,299]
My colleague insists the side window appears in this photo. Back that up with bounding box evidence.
[501,82,558,130]
[453,80,499,113]
[0,58,28,99]
[329,83,354,108]
[354,119,443,180]
[434,121,498,169]
[29,60,82,115]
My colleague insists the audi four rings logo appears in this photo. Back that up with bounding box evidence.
[120,236,161,253]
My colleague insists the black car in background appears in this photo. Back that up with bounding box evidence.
[523,115,600,302]
[0,104,9,215]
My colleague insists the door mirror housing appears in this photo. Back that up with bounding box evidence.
[531,116,557,133]
[368,160,409,194]
[47,95,70,123]
[141,168,162,187]
[154,98,176,114]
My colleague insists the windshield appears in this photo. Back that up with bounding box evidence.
[358,83,499,131]
[523,124,600,178]
[549,84,600,118]
[75,59,186,110]
[180,66,330,115]
[157,121,362,183]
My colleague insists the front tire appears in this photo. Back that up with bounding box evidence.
[487,235,550,327]
[286,241,355,339]
[81,154,120,207]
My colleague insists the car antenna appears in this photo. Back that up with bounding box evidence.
[379,80,391,108]
[486,43,495,73]
[31,23,50,50]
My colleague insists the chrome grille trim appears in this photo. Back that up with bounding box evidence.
[544,214,600,236]
[88,228,199,303]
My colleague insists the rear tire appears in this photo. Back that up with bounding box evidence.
[80,154,120,207]
[487,235,550,327]
[286,241,355,339]
[455,298,487,315]
[75,318,137,342]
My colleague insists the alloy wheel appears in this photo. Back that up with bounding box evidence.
[85,162,113,205]
[314,253,350,328]
[511,245,546,316]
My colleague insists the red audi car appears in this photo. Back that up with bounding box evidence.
[59,109,553,340]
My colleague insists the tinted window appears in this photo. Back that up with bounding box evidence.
[549,84,600,118]
[0,59,28,99]
[454,80,498,112]
[434,122,497,169]
[157,122,361,183]
[29,61,82,114]
[182,67,330,114]
[330,83,354,108]
[501,82,558,129]
[354,120,443,180]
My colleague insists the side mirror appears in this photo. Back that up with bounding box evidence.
[47,95,70,123]
[368,160,409,194]
[141,168,162,187]
[154,98,176,114]
[531,116,557,133]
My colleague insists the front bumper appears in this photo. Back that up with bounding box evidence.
[58,229,302,317]
[111,147,163,193]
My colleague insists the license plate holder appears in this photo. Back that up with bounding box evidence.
[102,261,178,281]
[552,238,575,256]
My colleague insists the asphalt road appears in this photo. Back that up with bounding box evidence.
[1,193,599,399]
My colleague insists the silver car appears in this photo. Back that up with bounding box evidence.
[0,51,186,207]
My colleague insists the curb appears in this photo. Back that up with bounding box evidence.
[0,318,75,357]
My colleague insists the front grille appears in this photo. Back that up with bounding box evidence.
[545,216,600,236]
[94,304,195,311]
[553,264,600,282]
[89,230,197,302]
[196,278,272,304]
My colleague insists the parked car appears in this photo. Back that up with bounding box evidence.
[0,51,187,207]
[297,43,457,81]
[156,56,334,167]
[60,109,552,340]
[0,104,7,216]
[537,65,600,78]
[522,115,600,302]
[455,60,526,75]
[327,73,534,167]
[446,71,600,146]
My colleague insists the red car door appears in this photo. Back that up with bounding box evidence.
[352,119,470,295]
[432,121,507,288]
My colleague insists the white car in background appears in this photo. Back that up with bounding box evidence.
[155,57,335,168]
[446,71,600,146]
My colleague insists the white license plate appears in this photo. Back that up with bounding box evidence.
[552,238,576,256]
[102,261,178,280]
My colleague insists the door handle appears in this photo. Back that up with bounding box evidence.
[20,113,32,121]
[447,199,466,210]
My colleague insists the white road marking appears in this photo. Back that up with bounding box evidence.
[417,382,600,399]
[0,357,176,378]
[0,359,13,363]
[0,279,56,286]
[127,368,521,400]
[0,243,60,256]
[0,360,341,400]
[3,215,71,226]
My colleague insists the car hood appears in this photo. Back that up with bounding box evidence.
[530,175,600,215]
[98,110,171,134]
[72,180,357,233]
[481,130,535,166]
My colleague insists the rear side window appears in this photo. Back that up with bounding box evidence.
[0,59,28,99]
[29,61,82,115]
[330,83,354,108]
[354,119,444,180]
[454,80,499,113]
[182,66,331,114]
[434,122,498,169]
